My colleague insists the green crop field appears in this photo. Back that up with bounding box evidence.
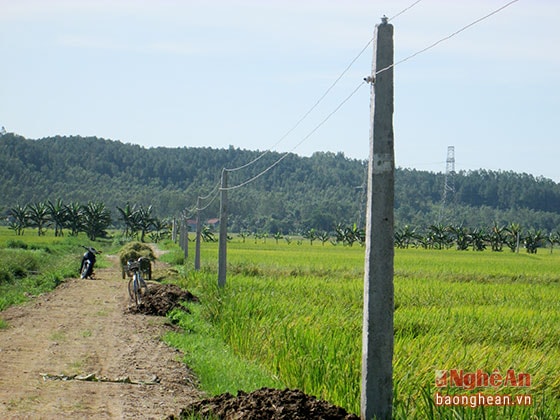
[0,227,115,314]
[168,238,560,419]
[1,226,558,419]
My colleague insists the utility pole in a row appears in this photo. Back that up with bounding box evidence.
[218,169,228,287]
[361,16,394,420]
[195,197,202,270]
[178,214,188,259]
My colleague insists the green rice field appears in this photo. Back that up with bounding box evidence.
[168,238,560,419]
[1,226,557,418]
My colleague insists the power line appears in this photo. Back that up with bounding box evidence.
[196,190,220,212]
[389,0,424,21]
[223,81,367,191]
[375,0,520,77]
[199,181,220,201]
[193,0,521,202]
[196,44,371,201]
[193,1,429,198]
[224,38,373,173]
[185,181,221,215]
[224,0,424,174]
[225,0,519,183]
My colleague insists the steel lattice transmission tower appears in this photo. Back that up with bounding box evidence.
[443,146,455,202]
[439,146,455,222]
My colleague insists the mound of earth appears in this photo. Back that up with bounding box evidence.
[169,387,359,420]
[128,283,199,316]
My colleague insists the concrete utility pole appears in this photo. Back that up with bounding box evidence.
[182,215,188,259]
[179,212,189,260]
[217,170,228,287]
[172,218,177,243]
[361,16,394,420]
[195,197,202,270]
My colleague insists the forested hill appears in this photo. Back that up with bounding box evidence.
[1,133,560,232]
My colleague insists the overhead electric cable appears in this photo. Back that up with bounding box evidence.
[375,0,520,77]
[224,38,374,173]
[194,0,519,202]
[193,0,426,203]
[389,0,424,21]
[196,190,220,212]
[198,181,220,201]
[223,81,366,191]
[185,181,221,215]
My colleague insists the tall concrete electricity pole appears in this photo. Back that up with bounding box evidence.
[195,197,201,270]
[361,16,394,420]
[218,169,228,287]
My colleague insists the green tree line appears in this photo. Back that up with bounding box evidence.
[2,133,560,233]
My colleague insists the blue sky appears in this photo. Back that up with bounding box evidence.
[2,0,559,181]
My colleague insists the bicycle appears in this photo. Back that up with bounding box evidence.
[126,257,148,306]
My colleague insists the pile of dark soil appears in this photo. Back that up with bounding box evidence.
[169,387,359,420]
[128,283,199,316]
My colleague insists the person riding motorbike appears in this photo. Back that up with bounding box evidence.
[80,246,101,279]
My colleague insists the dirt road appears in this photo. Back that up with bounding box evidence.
[0,255,202,419]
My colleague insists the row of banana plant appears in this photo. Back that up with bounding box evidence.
[396,222,554,253]
[5,200,170,242]
[233,222,553,254]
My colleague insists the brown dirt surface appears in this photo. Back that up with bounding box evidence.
[0,249,361,420]
[171,387,360,420]
[128,283,199,317]
[0,253,203,420]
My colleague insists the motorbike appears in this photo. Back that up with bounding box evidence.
[80,246,101,279]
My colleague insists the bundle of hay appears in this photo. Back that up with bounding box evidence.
[119,242,156,279]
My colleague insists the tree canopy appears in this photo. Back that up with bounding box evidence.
[1,133,560,233]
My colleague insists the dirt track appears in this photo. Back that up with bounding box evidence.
[0,255,202,419]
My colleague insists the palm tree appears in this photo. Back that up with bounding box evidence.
[117,203,142,239]
[489,222,506,252]
[524,230,544,254]
[427,224,448,250]
[137,205,156,242]
[546,231,560,254]
[46,199,68,237]
[303,228,317,245]
[82,202,111,241]
[201,225,216,242]
[470,228,488,251]
[344,223,364,247]
[8,204,28,235]
[448,225,470,251]
[149,218,170,243]
[396,225,419,249]
[318,231,330,246]
[65,202,84,236]
[27,202,50,236]
[504,223,522,252]
[273,232,283,244]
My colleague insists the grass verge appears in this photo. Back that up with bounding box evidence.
[0,227,117,313]
[164,292,284,396]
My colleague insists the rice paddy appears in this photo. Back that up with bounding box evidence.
[169,239,560,419]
